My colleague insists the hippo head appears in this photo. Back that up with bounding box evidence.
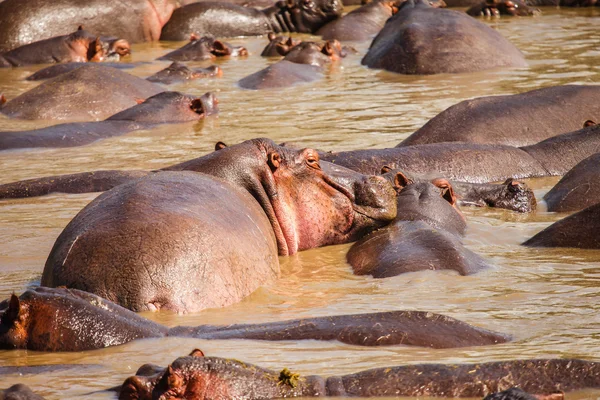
[280,40,345,67]
[261,33,301,57]
[0,294,29,349]
[159,35,248,62]
[107,92,218,124]
[166,138,397,255]
[281,0,343,33]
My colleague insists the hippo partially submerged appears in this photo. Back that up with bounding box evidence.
[160,0,343,41]
[119,355,600,399]
[361,0,527,74]
[40,139,397,312]
[0,287,509,351]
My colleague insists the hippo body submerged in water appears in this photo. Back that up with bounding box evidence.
[0,287,509,351]
[40,139,397,313]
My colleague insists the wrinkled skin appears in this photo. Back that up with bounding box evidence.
[119,356,600,399]
[0,288,509,351]
[0,384,45,400]
[0,287,167,351]
[320,125,600,183]
[158,35,248,61]
[0,28,131,67]
[544,152,600,213]
[317,0,397,41]
[522,202,600,249]
[361,0,526,74]
[160,0,343,41]
[399,85,600,147]
[0,63,162,121]
[0,92,218,150]
[41,139,397,312]
[484,388,565,400]
[260,33,301,57]
[25,62,136,81]
[381,167,536,213]
[239,40,344,89]
[147,62,222,84]
[466,0,539,16]
[347,179,491,277]
[0,0,178,52]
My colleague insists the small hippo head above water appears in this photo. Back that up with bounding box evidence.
[261,33,302,57]
[280,40,345,66]
[158,34,248,61]
[107,91,218,124]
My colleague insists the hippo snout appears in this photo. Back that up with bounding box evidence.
[326,0,344,13]
[353,175,397,221]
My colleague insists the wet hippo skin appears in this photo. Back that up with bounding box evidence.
[361,0,527,74]
[0,384,45,400]
[157,35,248,61]
[160,0,343,40]
[118,356,600,399]
[543,152,600,213]
[399,85,600,147]
[0,0,179,52]
[466,0,539,16]
[0,287,509,351]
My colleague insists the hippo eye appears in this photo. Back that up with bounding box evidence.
[306,155,320,169]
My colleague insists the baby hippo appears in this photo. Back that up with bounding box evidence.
[347,172,492,277]
[239,40,345,89]
[0,27,130,67]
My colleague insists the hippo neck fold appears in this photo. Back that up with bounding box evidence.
[263,5,303,33]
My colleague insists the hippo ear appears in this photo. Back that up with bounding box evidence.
[276,43,290,56]
[215,141,228,151]
[584,119,596,127]
[286,37,295,47]
[267,152,281,172]
[78,25,84,31]
[268,32,276,41]
[189,348,205,357]
[393,172,413,191]
[134,97,146,105]
[380,165,392,173]
[432,178,457,205]
[6,294,20,322]
[212,40,230,56]
[0,93,6,108]
[88,37,104,62]
[190,32,200,41]
[322,42,334,56]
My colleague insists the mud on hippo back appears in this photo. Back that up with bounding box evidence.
[160,0,343,40]
[41,139,397,313]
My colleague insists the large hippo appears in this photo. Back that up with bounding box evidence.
[0,384,45,400]
[160,0,343,40]
[119,355,600,399]
[0,91,218,150]
[543,152,600,213]
[320,124,600,183]
[316,0,397,41]
[347,177,492,277]
[238,40,344,89]
[522,201,600,249]
[25,62,136,81]
[0,0,179,52]
[0,27,130,67]
[0,64,162,121]
[399,85,600,148]
[361,0,526,74]
[41,139,397,312]
[0,287,509,351]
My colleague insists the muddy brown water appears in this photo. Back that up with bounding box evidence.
[1,7,600,399]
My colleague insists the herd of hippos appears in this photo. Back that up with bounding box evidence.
[0,0,599,398]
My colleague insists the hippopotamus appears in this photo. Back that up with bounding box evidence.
[484,388,564,400]
[0,91,218,150]
[525,0,596,6]
[0,0,179,52]
[25,62,136,81]
[0,384,45,400]
[119,355,600,399]
[40,139,396,312]
[157,35,248,61]
[543,153,600,213]
[261,33,302,57]
[146,62,222,84]
[0,287,509,351]
[160,0,343,41]
[361,0,526,74]
[522,201,600,249]
[380,166,536,212]
[0,27,130,67]
[320,124,600,183]
[347,176,492,277]
[399,85,600,148]
[239,40,344,89]
[316,0,398,41]
[0,63,162,121]
[466,0,539,16]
